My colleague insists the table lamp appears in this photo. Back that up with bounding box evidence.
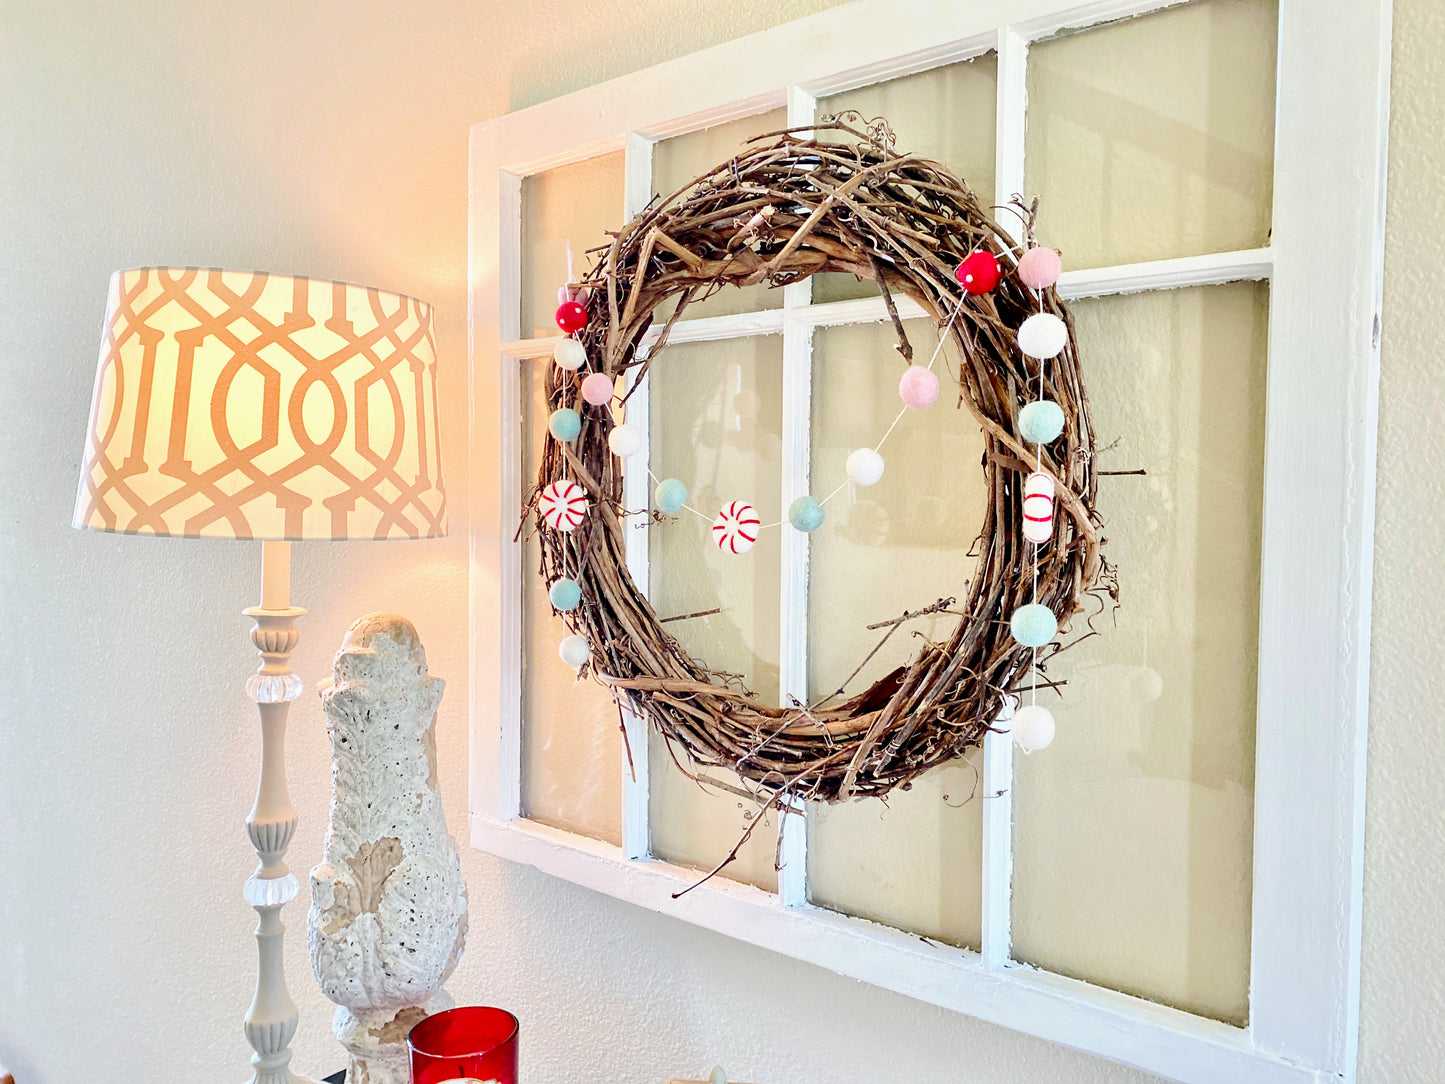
[73,267,447,1084]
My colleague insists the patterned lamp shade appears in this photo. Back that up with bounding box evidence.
[74,268,447,540]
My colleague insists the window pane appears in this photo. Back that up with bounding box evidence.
[808,756,983,949]
[1025,0,1277,267]
[1010,282,1267,1025]
[520,357,623,844]
[520,153,623,338]
[815,53,998,304]
[804,318,987,944]
[646,336,784,889]
[651,110,788,321]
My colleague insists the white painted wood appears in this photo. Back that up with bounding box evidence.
[1246,0,1389,1074]
[1057,248,1275,299]
[621,132,657,862]
[980,24,1027,977]
[496,168,525,823]
[775,87,818,911]
[993,28,1028,251]
[468,1,1389,1079]
[471,814,1329,1084]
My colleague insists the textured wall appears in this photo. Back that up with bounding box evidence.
[0,1,1432,1082]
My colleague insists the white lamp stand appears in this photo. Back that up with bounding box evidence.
[241,540,318,1084]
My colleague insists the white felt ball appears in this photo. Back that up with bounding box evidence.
[1010,704,1056,753]
[553,337,586,371]
[845,447,885,487]
[1017,312,1068,360]
[608,423,643,457]
[558,634,590,668]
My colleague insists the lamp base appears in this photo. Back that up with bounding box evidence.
[236,1075,322,1084]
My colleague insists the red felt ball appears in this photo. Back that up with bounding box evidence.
[955,250,999,294]
[555,300,588,333]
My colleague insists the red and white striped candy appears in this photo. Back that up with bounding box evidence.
[538,480,588,532]
[712,501,760,555]
[1022,471,1055,544]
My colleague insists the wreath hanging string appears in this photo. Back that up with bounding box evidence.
[528,117,1107,843]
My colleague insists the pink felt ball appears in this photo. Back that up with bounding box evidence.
[581,372,615,406]
[1017,247,1063,290]
[898,365,940,409]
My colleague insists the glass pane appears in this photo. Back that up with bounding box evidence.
[520,358,623,844]
[1011,282,1268,1025]
[1025,0,1277,267]
[646,335,784,889]
[803,318,988,942]
[651,110,788,322]
[816,53,999,304]
[808,755,984,949]
[521,152,624,338]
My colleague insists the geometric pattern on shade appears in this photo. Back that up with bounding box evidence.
[73,268,447,540]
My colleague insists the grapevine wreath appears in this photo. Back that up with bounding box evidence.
[527,117,1110,861]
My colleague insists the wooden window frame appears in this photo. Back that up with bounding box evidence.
[466,2,1389,1080]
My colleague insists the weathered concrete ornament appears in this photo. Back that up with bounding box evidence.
[309,614,468,1084]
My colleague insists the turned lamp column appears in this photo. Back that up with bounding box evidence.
[243,540,310,1084]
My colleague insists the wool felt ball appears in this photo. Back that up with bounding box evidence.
[548,578,582,611]
[547,407,582,442]
[608,422,643,458]
[1010,603,1058,648]
[555,300,588,333]
[1010,704,1056,753]
[712,501,760,554]
[581,372,614,406]
[556,284,590,306]
[537,479,588,531]
[898,365,940,409]
[553,337,586,371]
[1017,312,1069,360]
[1017,246,1063,290]
[655,478,688,515]
[558,634,590,667]
[846,447,885,487]
[955,249,1000,294]
[789,495,825,533]
[1018,399,1065,444]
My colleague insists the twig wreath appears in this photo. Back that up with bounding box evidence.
[527,116,1108,853]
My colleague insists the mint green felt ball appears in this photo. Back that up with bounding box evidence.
[1010,603,1057,647]
[548,407,582,442]
[548,578,582,612]
[655,478,688,515]
[789,495,825,533]
[1018,400,1065,444]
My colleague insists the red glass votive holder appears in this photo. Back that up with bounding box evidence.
[408,1006,519,1084]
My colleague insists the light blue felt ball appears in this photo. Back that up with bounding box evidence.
[655,478,688,515]
[1010,603,1058,648]
[548,578,582,612]
[1018,399,1065,444]
[789,495,825,533]
[548,407,582,442]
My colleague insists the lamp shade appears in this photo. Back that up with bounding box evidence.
[74,268,447,539]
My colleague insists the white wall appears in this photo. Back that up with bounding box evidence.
[0,1,1435,1082]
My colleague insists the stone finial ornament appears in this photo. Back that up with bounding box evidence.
[309,614,468,1084]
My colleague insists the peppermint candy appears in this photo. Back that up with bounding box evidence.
[538,479,588,531]
[1022,471,1055,544]
[712,501,759,554]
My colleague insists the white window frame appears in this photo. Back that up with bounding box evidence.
[466,2,1389,1081]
